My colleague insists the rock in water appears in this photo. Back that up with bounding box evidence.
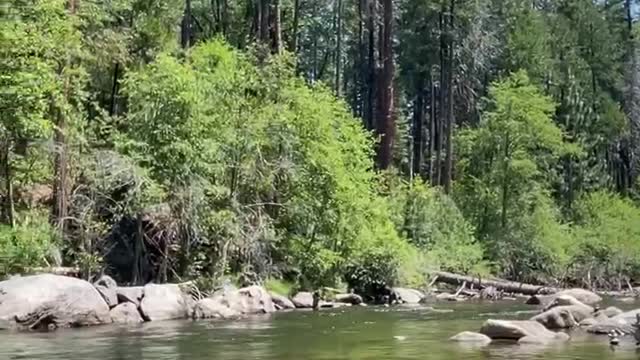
[531,300,594,329]
[291,292,314,308]
[392,288,424,304]
[480,319,570,343]
[116,287,144,307]
[140,283,192,321]
[527,289,602,307]
[586,309,640,334]
[0,274,111,330]
[110,303,143,324]
[270,292,296,310]
[334,293,364,305]
[450,331,492,344]
[192,286,275,319]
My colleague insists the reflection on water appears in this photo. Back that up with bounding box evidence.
[1,300,640,360]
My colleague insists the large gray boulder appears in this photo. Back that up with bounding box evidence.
[270,292,295,310]
[94,275,118,308]
[110,302,144,324]
[586,309,640,334]
[116,287,144,307]
[139,283,192,321]
[531,304,593,329]
[0,274,111,330]
[392,288,424,304]
[291,292,314,308]
[334,293,363,305]
[480,319,570,344]
[192,286,275,319]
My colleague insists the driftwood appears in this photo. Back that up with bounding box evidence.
[433,271,557,296]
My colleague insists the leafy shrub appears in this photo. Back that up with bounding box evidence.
[0,211,58,276]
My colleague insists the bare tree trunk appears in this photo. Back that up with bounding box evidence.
[181,0,192,48]
[108,62,119,117]
[260,0,270,44]
[1,139,15,227]
[290,0,300,52]
[435,8,445,186]
[412,79,424,178]
[429,77,436,184]
[443,0,455,193]
[272,0,282,53]
[335,0,343,96]
[365,0,376,130]
[376,0,394,169]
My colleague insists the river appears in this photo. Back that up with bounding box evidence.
[1,300,638,360]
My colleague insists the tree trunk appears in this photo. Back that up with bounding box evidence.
[435,8,446,186]
[290,0,300,52]
[412,79,424,178]
[376,0,394,169]
[335,0,343,96]
[272,0,282,53]
[260,0,270,44]
[181,0,192,48]
[365,0,376,131]
[429,78,437,184]
[108,62,120,117]
[433,271,557,295]
[501,132,510,229]
[1,139,15,227]
[443,0,455,193]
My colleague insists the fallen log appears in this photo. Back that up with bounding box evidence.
[433,271,557,296]
[24,267,81,277]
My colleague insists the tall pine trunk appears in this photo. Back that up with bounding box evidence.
[272,0,282,53]
[365,0,376,131]
[376,0,394,169]
[412,79,424,178]
[181,0,192,48]
[443,0,455,193]
[335,0,343,96]
[290,0,300,52]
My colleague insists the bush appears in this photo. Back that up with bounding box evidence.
[0,211,58,276]
[568,191,640,287]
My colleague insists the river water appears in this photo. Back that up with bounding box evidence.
[1,300,639,360]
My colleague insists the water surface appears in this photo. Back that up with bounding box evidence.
[1,300,638,359]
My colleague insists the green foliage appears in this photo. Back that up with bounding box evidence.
[568,191,640,286]
[0,211,58,276]
[264,278,295,296]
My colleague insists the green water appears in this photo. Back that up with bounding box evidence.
[1,301,639,360]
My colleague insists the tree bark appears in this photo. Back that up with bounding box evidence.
[335,0,343,96]
[365,0,376,131]
[108,62,120,117]
[443,0,455,193]
[376,0,394,169]
[433,271,557,295]
[1,139,15,227]
[412,79,424,178]
[181,0,192,48]
[429,78,437,184]
[290,0,300,52]
[435,8,446,186]
[272,0,282,53]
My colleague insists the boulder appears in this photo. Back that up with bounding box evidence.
[0,274,111,330]
[527,288,601,307]
[480,319,570,343]
[192,286,275,319]
[392,288,424,304]
[602,306,624,318]
[94,275,118,308]
[586,309,640,334]
[334,293,363,305]
[192,298,241,320]
[116,287,144,307]
[291,292,314,308]
[270,292,295,310]
[110,303,144,324]
[450,331,492,344]
[531,304,594,329]
[139,283,192,321]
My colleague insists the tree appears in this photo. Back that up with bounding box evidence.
[376,0,394,169]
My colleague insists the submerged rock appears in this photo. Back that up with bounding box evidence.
[140,283,192,321]
[480,319,570,343]
[0,274,111,330]
[450,331,492,344]
[532,296,594,329]
[110,303,143,324]
[270,292,295,310]
[586,309,640,334]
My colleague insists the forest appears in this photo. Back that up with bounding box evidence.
[1,0,639,296]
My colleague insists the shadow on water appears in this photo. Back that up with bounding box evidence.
[2,299,640,360]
